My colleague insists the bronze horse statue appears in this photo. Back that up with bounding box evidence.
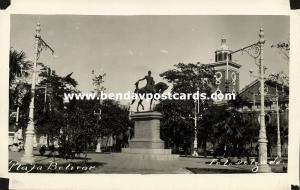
[131,81,168,112]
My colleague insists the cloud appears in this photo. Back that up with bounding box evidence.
[160,49,169,54]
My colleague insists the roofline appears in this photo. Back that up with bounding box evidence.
[209,61,242,68]
[238,79,259,94]
[238,79,289,95]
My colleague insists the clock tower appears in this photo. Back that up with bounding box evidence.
[211,38,241,94]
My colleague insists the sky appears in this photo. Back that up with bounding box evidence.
[10,15,289,106]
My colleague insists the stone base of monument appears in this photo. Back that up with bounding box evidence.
[119,111,178,161]
[120,147,178,161]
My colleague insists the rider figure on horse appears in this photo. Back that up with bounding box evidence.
[136,70,155,93]
[132,70,168,112]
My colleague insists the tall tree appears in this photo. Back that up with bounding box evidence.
[157,62,262,157]
[9,48,32,133]
[9,48,31,85]
[155,62,215,153]
[35,63,78,146]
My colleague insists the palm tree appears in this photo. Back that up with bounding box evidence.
[9,48,32,144]
[9,48,31,85]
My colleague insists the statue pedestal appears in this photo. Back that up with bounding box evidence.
[121,111,178,160]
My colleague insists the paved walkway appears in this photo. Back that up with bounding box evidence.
[9,151,287,174]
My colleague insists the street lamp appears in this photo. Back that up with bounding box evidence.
[20,23,41,164]
[192,98,199,157]
[92,70,105,153]
[256,27,272,172]
[180,96,201,157]
[94,108,102,153]
[224,27,271,172]
[21,22,54,163]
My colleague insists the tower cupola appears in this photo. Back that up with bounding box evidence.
[210,38,241,95]
[215,38,232,62]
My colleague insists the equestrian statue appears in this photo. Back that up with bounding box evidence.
[131,70,168,112]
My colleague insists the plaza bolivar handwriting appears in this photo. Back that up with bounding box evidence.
[209,158,259,173]
[9,160,96,173]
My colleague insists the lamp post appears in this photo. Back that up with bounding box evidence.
[225,27,271,172]
[257,27,272,172]
[181,99,202,158]
[92,70,105,153]
[192,98,199,157]
[21,23,41,164]
[95,108,102,153]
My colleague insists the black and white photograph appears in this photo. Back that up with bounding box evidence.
[7,15,290,174]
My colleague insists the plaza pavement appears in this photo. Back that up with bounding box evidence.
[9,151,287,174]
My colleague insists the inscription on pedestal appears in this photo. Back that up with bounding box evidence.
[129,111,164,149]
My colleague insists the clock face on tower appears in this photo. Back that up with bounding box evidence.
[213,69,239,94]
[230,70,239,94]
[211,38,241,96]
